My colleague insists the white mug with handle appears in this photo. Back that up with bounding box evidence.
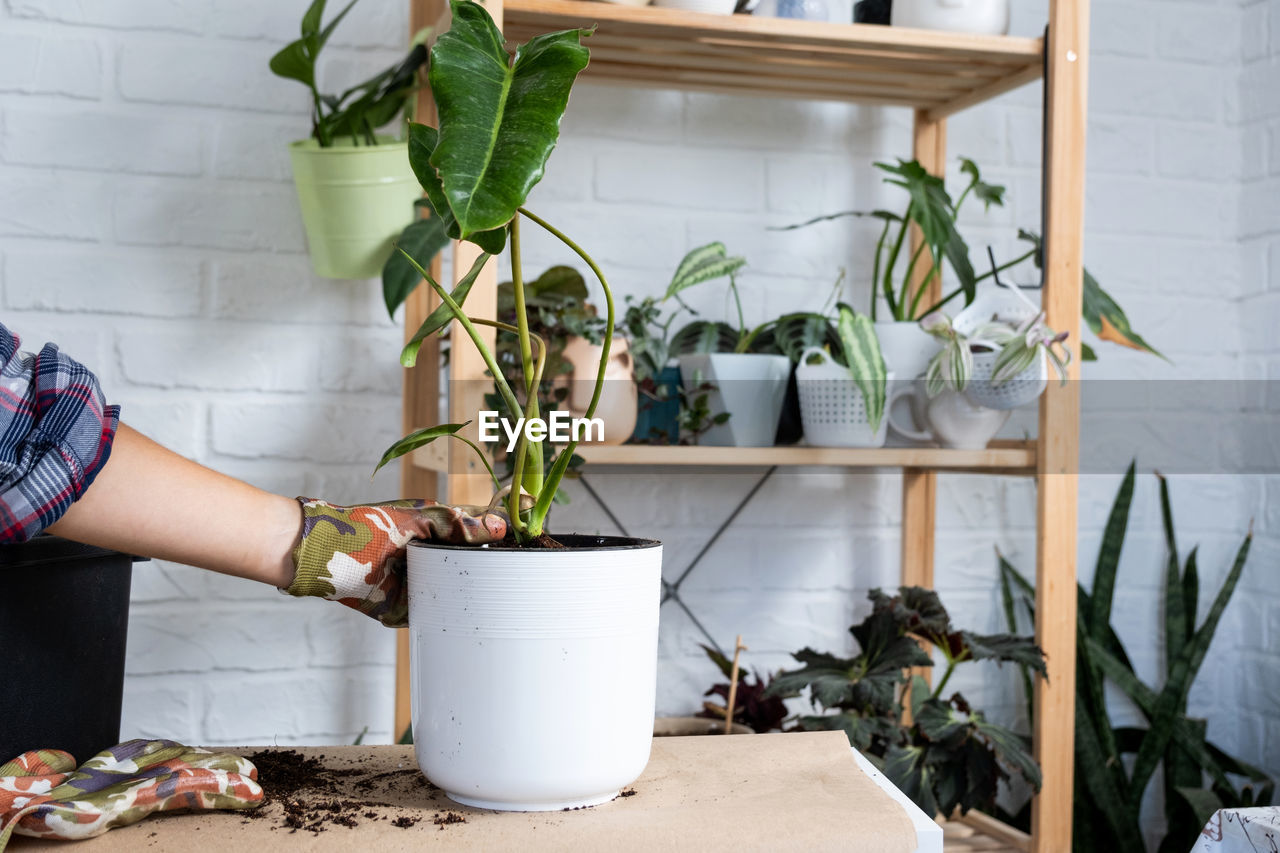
[886,388,1011,450]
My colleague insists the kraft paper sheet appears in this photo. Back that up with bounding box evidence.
[11,731,917,852]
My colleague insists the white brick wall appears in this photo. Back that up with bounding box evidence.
[1,0,1275,817]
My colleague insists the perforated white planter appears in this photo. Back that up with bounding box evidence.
[406,536,662,811]
[796,347,891,448]
[964,348,1048,410]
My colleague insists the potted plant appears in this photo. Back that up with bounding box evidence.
[921,284,1072,410]
[663,245,796,447]
[795,304,893,448]
[270,0,429,279]
[763,586,1046,819]
[621,243,747,444]
[776,158,1159,377]
[372,1,660,812]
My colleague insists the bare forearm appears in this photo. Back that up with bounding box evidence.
[47,423,301,587]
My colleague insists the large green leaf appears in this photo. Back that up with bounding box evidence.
[670,320,740,355]
[269,0,359,90]
[1073,692,1146,850]
[400,250,492,367]
[877,159,976,307]
[764,648,861,708]
[750,312,839,362]
[959,632,1047,676]
[373,421,469,474]
[664,242,747,301]
[836,303,886,431]
[883,744,939,818]
[1127,530,1252,799]
[428,0,590,238]
[383,215,450,320]
[407,123,508,254]
[1089,461,1136,637]
[1017,229,1163,359]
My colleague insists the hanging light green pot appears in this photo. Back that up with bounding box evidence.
[288,136,419,280]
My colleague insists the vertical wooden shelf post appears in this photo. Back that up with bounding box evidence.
[1031,0,1088,849]
[901,109,945,701]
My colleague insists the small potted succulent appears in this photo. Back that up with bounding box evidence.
[270,0,428,279]
[373,1,660,812]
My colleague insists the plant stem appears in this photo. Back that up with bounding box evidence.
[931,657,957,700]
[453,433,501,492]
[405,253,523,419]
[883,202,913,320]
[506,215,544,514]
[914,249,1039,318]
[871,219,892,320]
[730,272,746,347]
[518,206,615,536]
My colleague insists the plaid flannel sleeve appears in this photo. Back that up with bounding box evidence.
[0,323,120,543]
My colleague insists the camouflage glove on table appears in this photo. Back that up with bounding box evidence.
[284,498,508,628]
[0,740,261,850]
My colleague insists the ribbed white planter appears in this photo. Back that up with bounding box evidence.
[406,535,662,811]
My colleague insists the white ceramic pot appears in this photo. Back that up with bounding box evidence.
[888,389,1010,449]
[890,0,1010,34]
[677,352,790,446]
[407,535,662,811]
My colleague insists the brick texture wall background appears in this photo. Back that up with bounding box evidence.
[1,0,1275,836]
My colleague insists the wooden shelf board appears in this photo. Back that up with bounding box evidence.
[572,440,1036,471]
[504,0,1043,111]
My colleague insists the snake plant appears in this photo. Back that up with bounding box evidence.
[999,465,1269,852]
[372,0,605,543]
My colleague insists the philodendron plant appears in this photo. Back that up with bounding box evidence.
[270,0,428,147]
[371,0,601,544]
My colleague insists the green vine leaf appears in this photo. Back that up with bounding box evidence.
[383,215,450,320]
[373,422,469,475]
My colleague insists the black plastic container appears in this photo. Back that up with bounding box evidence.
[0,536,142,764]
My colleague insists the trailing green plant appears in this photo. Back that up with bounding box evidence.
[372,0,602,543]
[919,308,1070,397]
[773,159,1160,362]
[763,586,1046,819]
[998,464,1269,852]
[696,644,788,734]
[270,0,429,148]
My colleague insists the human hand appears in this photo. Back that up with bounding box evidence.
[0,740,261,849]
[283,498,508,627]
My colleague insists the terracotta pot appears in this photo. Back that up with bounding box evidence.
[653,716,754,736]
[558,336,638,446]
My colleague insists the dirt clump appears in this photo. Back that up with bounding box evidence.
[244,749,439,834]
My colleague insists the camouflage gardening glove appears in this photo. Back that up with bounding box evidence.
[0,740,262,851]
[284,497,508,628]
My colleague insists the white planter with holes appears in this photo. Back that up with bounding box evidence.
[677,353,790,446]
[407,536,662,811]
[796,347,891,448]
[954,288,1048,411]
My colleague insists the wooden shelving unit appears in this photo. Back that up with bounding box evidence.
[400,2,1088,851]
